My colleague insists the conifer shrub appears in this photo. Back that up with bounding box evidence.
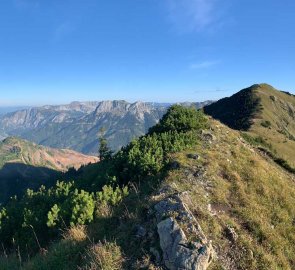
[47,204,60,227]
[96,185,129,206]
[261,120,271,128]
[149,104,208,134]
[119,130,199,178]
[94,185,129,218]
[0,208,7,230]
[0,181,96,252]
[69,189,95,226]
[115,106,207,181]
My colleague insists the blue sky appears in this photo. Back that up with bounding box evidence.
[0,0,295,105]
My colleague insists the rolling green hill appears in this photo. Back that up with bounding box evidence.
[204,83,295,166]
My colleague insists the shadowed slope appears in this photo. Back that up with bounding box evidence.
[0,137,98,202]
[204,84,263,130]
[0,163,59,203]
[204,84,295,166]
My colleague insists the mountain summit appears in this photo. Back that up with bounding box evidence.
[204,84,295,166]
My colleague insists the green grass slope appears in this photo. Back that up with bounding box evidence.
[168,119,295,269]
[204,83,295,167]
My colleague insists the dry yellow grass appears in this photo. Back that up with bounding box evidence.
[163,119,295,269]
[247,84,295,167]
[63,225,87,242]
[85,241,124,270]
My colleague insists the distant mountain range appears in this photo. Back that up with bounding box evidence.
[0,100,212,155]
[0,136,98,202]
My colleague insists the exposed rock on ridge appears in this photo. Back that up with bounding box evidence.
[154,188,214,270]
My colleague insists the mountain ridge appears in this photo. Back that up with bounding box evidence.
[0,100,212,154]
[204,83,295,166]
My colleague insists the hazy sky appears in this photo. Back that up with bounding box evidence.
[0,0,295,106]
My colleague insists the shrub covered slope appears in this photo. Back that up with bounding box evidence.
[0,104,295,269]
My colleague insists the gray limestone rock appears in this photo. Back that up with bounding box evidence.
[155,191,214,270]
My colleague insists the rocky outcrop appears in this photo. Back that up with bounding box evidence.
[154,189,214,270]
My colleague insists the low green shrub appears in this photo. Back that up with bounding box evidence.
[241,133,273,150]
[149,104,208,134]
[96,185,129,207]
[261,120,271,128]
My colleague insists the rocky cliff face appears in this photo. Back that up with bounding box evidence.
[0,102,97,130]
